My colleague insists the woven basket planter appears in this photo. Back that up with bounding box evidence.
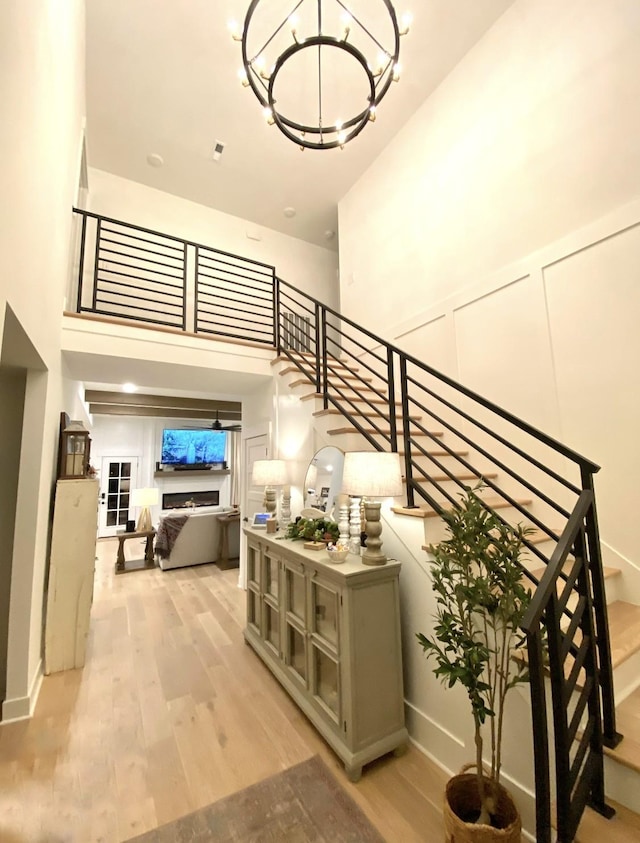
[443,773,521,843]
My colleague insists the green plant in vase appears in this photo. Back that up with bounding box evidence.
[416,486,533,838]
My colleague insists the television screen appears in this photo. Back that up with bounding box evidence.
[161,428,227,465]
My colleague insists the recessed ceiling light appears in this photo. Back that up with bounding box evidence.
[283,207,296,218]
[146,153,164,168]
[122,382,138,393]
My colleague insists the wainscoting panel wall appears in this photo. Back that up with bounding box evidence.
[544,221,640,574]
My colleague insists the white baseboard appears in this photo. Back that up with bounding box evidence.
[1,659,43,723]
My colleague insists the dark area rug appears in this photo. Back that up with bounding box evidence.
[125,755,386,842]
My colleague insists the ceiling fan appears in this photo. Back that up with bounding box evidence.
[211,411,241,433]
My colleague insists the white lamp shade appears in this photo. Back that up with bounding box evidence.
[131,487,159,508]
[252,459,288,487]
[341,452,403,498]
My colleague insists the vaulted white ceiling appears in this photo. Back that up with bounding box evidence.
[85,0,514,252]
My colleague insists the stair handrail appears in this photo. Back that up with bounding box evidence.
[276,278,599,473]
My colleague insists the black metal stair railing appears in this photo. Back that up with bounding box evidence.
[71,209,276,344]
[68,210,621,842]
[273,276,622,843]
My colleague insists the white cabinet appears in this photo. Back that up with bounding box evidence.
[45,479,99,674]
[244,529,407,781]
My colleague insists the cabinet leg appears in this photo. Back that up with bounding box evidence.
[345,764,362,783]
[393,742,408,758]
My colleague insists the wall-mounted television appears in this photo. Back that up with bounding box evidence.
[161,428,227,466]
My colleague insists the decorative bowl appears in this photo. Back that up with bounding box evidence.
[326,547,349,563]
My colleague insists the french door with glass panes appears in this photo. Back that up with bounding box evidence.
[98,456,139,537]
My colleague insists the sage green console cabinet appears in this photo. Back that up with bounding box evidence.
[244,528,407,781]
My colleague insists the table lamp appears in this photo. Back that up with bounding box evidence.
[131,487,159,532]
[251,459,288,517]
[341,451,403,565]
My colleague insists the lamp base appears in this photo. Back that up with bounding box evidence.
[361,549,387,566]
[264,486,277,516]
[136,507,153,533]
[362,501,387,566]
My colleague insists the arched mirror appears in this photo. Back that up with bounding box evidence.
[304,446,344,517]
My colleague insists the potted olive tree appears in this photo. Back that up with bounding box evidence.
[417,487,533,842]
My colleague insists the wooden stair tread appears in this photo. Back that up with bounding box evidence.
[313,408,422,421]
[270,352,315,366]
[287,376,316,389]
[271,353,357,371]
[393,496,533,519]
[607,601,640,670]
[529,563,621,584]
[280,366,373,383]
[572,799,640,842]
[410,471,498,484]
[300,392,402,406]
[419,528,597,556]
[397,449,469,458]
[327,426,444,437]
[605,686,640,774]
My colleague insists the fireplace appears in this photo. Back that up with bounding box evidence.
[162,490,220,510]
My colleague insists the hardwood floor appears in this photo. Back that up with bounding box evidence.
[0,538,447,843]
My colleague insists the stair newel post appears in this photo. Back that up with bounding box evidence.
[573,519,614,822]
[75,211,88,313]
[545,595,572,843]
[92,216,101,311]
[313,302,321,395]
[387,347,398,453]
[399,356,415,508]
[320,306,328,410]
[273,273,281,353]
[526,626,552,843]
[190,243,195,334]
[580,467,622,748]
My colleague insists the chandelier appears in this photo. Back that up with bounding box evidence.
[229,1,411,150]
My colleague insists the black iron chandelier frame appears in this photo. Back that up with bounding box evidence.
[239,0,403,150]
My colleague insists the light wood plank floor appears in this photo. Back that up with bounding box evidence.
[0,538,447,843]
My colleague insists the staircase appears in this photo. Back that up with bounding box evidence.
[69,208,639,842]
[272,345,640,842]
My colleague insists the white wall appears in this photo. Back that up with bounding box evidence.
[0,0,86,720]
[337,0,640,833]
[338,0,640,574]
[86,169,339,309]
[340,0,640,332]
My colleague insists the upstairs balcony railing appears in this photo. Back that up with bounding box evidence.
[72,209,277,344]
[70,208,622,843]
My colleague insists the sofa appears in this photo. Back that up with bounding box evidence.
[156,506,240,571]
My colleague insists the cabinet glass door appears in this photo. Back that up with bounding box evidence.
[312,581,338,647]
[247,544,261,588]
[263,599,280,652]
[247,589,260,632]
[285,566,306,623]
[312,646,339,719]
[285,623,307,683]
[265,552,279,599]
